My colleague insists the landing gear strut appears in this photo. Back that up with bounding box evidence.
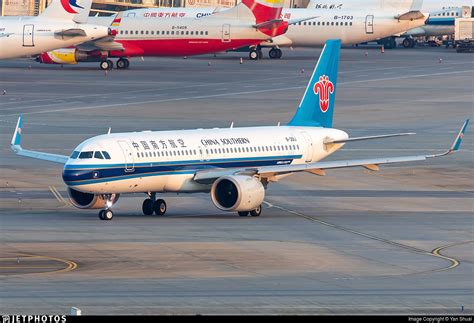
[142,193,167,216]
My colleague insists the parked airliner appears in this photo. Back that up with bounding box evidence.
[38,0,426,66]
[12,40,468,220]
[38,0,298,70]
[0,0,111,60]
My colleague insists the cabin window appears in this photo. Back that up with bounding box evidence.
[124,30,128,35]
[79,151,93,159]
[70,151,80,159]
[141,30,144,34]
[205,31,209,35]
[193,150,197,155]
[349,22,353,26]
[171,31,175,35]
[162,31,166,35]
[166,31,170,35]
[145,30,149,35]
[190,31,194,35]
[137,153,140,158]
[151,31,154,35]
[94,151,104,159]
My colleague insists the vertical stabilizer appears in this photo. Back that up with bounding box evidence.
[288,39,341,128]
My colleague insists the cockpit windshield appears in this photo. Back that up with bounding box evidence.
[70,150,111,160]
[79,151,93,159]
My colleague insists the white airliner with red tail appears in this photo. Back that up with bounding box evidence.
[38,0,299,70]
[0,0,111,60]
[12,40,468,220]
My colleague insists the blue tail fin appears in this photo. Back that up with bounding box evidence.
[288,39,341,128]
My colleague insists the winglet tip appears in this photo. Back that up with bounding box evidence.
[11,115,23,148]
[450,119,469,153]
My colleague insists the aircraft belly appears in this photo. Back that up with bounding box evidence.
[70,173,209,194]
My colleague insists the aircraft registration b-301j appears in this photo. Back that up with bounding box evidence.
[11,40,469,221]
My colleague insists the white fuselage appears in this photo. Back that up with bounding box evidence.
[63,126,348,194]
[0,16,109,59]
[91,7,426,48]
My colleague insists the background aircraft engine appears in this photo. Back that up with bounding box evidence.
[210,175,265,212]
[38,48,102,65]
[67,188,119,209]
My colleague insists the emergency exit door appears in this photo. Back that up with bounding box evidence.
[365,15,374,34]
[222,24,231,42]
[23,24,34,47]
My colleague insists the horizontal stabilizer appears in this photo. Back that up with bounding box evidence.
[55,29,87,38]
[324,132,416,145]
[395,11,426,20]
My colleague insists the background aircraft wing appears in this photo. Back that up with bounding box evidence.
[11,116,69,164]
[194,120,468,184]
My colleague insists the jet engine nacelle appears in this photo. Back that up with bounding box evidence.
[38,48,103,65]
[67,188,119,209]
[210,175,264,212]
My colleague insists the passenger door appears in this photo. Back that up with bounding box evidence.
[23,24,34,47]
[221,24,231,42]
[300,132,313,163]
[365,15,374,34]
[117,141,135,173]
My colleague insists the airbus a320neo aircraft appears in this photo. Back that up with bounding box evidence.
[11,40,468,221]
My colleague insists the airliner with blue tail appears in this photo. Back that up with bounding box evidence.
[11,40,469,221]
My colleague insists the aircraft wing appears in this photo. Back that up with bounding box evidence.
[11,115,69,165]
[194,120,469,184]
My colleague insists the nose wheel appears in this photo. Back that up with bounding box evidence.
[99,209,114,220]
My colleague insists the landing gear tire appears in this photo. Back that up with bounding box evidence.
[117,58,130,69]
[153,199,167,216]
[250,205,262,217]
[99,209,113,220]
[402,38,415,48]
[100,59,113,70]
[249,50,259,60]
[269,48,282,59]
[142,198,154,215]
[238,211,249,217]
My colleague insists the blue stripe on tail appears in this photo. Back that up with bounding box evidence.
[288,39,341,128]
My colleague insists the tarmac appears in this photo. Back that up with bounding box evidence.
[0,46,473,315]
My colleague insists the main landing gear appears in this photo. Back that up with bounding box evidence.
[100,58,130,70]
[142,193,167,216]
[116,58,130,69]
[237,204,262,217]
[268,48,282,59]
[249,46,263,60]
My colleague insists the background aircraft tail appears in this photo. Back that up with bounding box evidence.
[288,39,341,128]
[40,0,92,23]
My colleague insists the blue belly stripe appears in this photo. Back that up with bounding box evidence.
[63,154,302,186]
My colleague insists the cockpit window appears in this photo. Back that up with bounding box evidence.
[79,151,93,159]
[94,151,104,159]
[102,151,111,159]
[70,151,80,159]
